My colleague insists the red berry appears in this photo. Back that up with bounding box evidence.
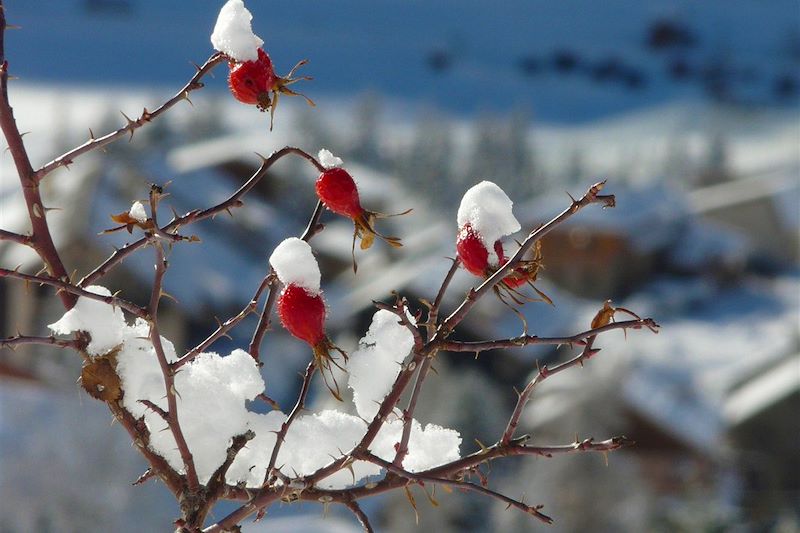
[228,48,276,109]
[456,224,492,277]
[277,284,326,347]
[315,168,364,219]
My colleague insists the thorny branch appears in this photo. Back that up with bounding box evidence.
[79,147,324,289]
[343,500,375,533]
[147,237,200,493]
[33,53,226,181]
[263,361,317,486]
[1,3,73,307]
[439,318,659,354]
[0,267,146,317]
[0,334,82,351]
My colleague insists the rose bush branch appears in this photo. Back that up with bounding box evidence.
[343,500,374,533]
[263,361,317,486]
[33,53,226,182]
[0,334,83,351]
[79,147,323,289]
[0,5,72,307]
[438,317,660,354]
[146,239,200,492]
[0,267,146,316]
[359,451,554,524]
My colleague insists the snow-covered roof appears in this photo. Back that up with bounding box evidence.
[724,353,800,426]
[688,164,800,217]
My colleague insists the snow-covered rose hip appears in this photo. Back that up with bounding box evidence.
[211,0,313,128]
[270,238,346,399]
[315,150,406,270]
[455,181,551,304]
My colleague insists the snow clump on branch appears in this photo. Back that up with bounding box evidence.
[48,285,126,356]
[48,285,461,489]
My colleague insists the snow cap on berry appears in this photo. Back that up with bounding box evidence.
[211,0,264,62]
[318,148,344,169]
[457,181,521,264]
[269,238,321,295]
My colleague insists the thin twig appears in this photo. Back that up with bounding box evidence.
[343,500,374,533]
[80,148,323,288]
[0,334,82,351]
[173,272,272,370]
[0,10,73,308]
[33,53,226,181]
[426,257,460,340]
[0,267,146,317]
[0,229,32,246]
[501,334,605,445]
[264,362,316,486]
[147,240,199,491]
[392,354,432,467]
[361,452,553,524]
[439,318,659,354]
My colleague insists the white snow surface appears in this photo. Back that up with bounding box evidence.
[210,0,264,62]
[47,286,126,356]
[128,201,147,223]
[318,148,344,169]
[347,309,416,419]
[457,181,521,265]
[48,286,461,488]
[269,237,321,294]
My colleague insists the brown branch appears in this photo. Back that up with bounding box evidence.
[202,491,282,533]
[436,181,615,338]
[343,500,374,533]
[215,433,631,530]
[106,400,184,495]
[33,53,226,181]
[0,334,82,351]
[147,241,199,492]
[360,451,553,524]
[0,267,146,317]
[391,260,461,465]
[0,9,73,308]
[439,318,659,354]
[173,272,272,370]
[263,361,316,486]
[0,228,32,246]
[502,332,611,445]
[206,430,256,499]
[80,148,323,289]
[392,354,432,467]
[426,257,460,340]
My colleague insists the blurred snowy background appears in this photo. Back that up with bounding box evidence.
[1,0,798,531]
